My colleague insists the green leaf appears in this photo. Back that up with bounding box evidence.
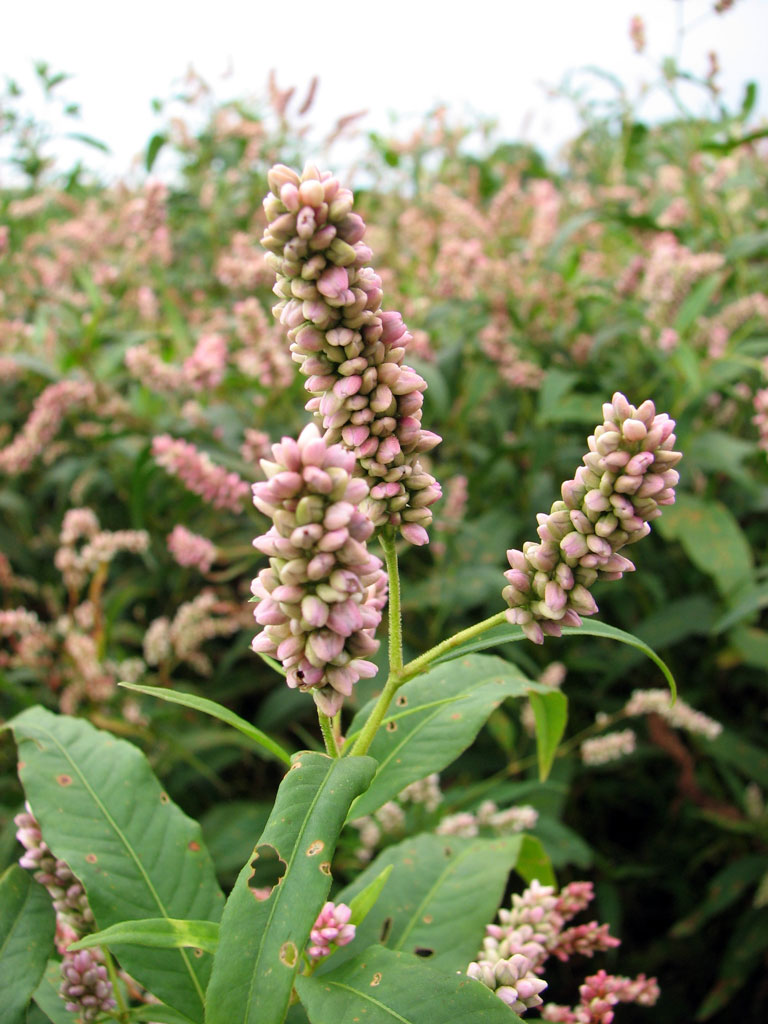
[10,707,224,1023]
[673,274,721,334]
[200,802,272,881]
[205,751,376,1024]
[0,865,56,1024]
[700,728,768,789]
[529,691,568,781]
[695,908,768,1019]
[347,865,394,928]
[346,655,543,819]
[297,945,524,1024]
[513,834,557,887]
[146,132,168,171]
[65,132,110,153]
[429,621,676,700]
[332,833,533,973]
[656,494,753,599]
[70,918,220,955]
[713,581,768,633]
[119,683,292,765]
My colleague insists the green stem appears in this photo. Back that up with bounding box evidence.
[318,711,340,757]
[381,531,403,674]
[398,610,508,683]
[347,531,402,757]
[103,948,129,1022]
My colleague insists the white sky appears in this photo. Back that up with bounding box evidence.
[4,0,767,180]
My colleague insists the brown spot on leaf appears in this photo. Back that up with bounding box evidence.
[370,972,382,986]
[306,840,324,856]
[319,861,331,875]
[396,695,407,707]
[159,792,169,804]
[188,840,201,851]
[450,713,461,720]
[379,917,392,943]
[85,854,97,864]
[57,774,72,786]
[422,915,433,924]
[17,761,25,771]
[193,948,204,958]
[247,844,286,901]
[279,941,298,967]
[289,759,302,771]
[385,720,397,732]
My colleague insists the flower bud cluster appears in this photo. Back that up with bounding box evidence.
[307,901,356,961]
[581,729,637,766]
[624,688,722,740]
[503,393,681,643]
[261,164,441,545]
[541,968,660,1022]
[60,948,117,1021]
[144,591,242,676]
[467,952,548,1014]
[0,379,95,475]
[15,806,95,935]
[251,423,385,715]
[167,525,217,573]
[152,434,251,512]
[54,508,149,591]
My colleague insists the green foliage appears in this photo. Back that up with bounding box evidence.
[0,864,56,1024]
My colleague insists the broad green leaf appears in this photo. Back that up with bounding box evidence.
[529,691,568,781]
[200,801,272,881]
[70,919,219,955]
[656,494,753,600]
[348,865,394,928]
[119,682,292,765]
[10,707,224,1023]
[331,833,534,973]
[297,945,524,1024]
[532,816,593,870]
[346,655,543,819]
[205,751,376,1024]
[428,621,677,700]
[0,865,56,1024]
[700,728,768,789]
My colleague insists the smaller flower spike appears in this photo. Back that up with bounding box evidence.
[308,902,356,960]
[503,393,681,643]
[251,423,385,715]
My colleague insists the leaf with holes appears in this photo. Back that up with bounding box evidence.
[0,864,56,1024]
[205,751,376,1024]
[9,706,224,1023]
[529,690,568,781]
[297,945,524,1024]
[329,832,542,973]
[346,655,543,819]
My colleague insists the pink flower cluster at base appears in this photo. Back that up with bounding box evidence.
[152,434,251,512]
[167,525,217,573]
[261,164,441,545]
[466,880,656,1017]
[251,423,385,715]
[308,901,355,960]
[503,393,681,643]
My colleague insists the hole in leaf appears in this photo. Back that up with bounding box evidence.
[159,792,170,804]
[279,941,298,967]
[414,947,434,958]
[379,916,392,943]
[319,861,332,875]
[396,695,407,707]
[385,720,397,732]
[370,972,382,987]
[248,844,286,901]
[193,948,204,958]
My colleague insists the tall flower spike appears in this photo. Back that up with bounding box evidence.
[251,423,385,715]
[261,164,441,545]
[503,392,681,643]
